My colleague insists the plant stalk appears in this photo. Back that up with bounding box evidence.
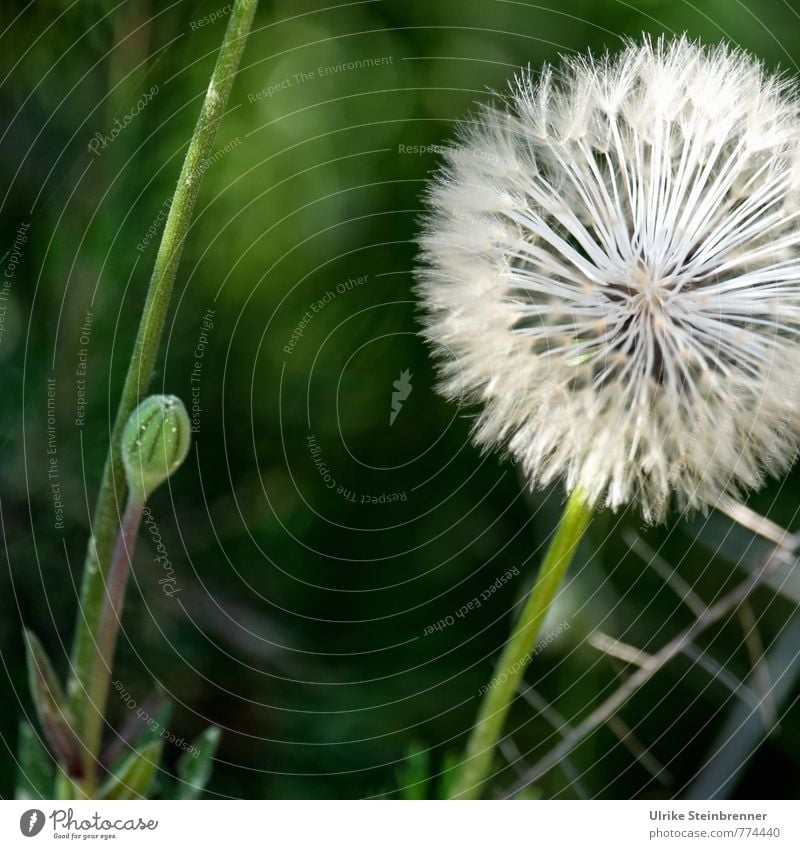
[81,497,145,797]
[449,487,592,799]
[65,0,259,788]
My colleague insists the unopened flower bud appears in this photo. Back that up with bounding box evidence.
[121,395,191,501]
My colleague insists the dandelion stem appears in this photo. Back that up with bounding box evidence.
[64,0,259,792]
[449,487,592,799]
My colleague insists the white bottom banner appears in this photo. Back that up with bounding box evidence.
[1,800,796,848]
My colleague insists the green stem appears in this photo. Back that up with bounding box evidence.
[66,0,259,789]
[81,497,144,797]
[449,487,593,799]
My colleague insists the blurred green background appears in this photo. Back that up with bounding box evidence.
[1,0,799,799]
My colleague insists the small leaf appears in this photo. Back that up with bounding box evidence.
[175,726,221,800]
[132,696,174,752]
[15,722,54,799]
[102,687,172,774]
[23,630,82,777]
[395,741,430,800]
[437,750,463,800]
[98,740,163,800]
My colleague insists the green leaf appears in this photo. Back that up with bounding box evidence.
[175,726,221,800]
[23,630,82,777]
[15,722,54,799]
[98,740,163,800]
[102,688,172,775]
[133,696,174,752]
[437,750,463,800]
[53,771,78,801]
[395,741,430,800]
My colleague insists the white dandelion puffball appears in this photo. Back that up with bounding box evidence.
[417,36,800,522]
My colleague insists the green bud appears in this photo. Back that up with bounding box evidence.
[121,395,191,501]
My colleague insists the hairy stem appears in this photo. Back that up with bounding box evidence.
[449,488,592,799]
[65,0,259,789]
[81,497,145,797]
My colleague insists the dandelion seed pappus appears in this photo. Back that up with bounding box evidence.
[417,36,800,521]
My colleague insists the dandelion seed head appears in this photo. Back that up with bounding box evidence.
[417,36,800,521]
